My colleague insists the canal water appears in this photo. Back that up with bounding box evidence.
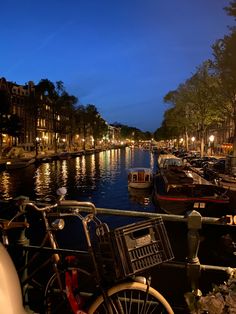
[0,147,158,247]
[0,147,156,210]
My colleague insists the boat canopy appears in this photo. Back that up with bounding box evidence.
[128,168,152,183]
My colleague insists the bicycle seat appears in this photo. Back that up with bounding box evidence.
[0,243,27,314]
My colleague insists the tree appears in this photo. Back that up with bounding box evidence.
[224,0,236,19]
[184,62,225,156]
[211,29,236,156]
[163,86,195,151]
[57,91,77,149]
[159,61,225,155]
[35,79,78,153]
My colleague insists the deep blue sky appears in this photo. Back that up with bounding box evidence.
[1,1,234,132]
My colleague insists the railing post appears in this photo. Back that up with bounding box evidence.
[186,210,202,296]
[14,197,33,313]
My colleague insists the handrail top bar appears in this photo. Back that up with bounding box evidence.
[56,205,235,226]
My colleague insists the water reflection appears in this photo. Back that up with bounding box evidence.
[34,163,52,196]
[128,187,152,206]
[1,171,11,200]
[0,148,156,212]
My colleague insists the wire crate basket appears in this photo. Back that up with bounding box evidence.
[96,217,174,281]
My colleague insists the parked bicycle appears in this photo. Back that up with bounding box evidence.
[0,188,175,314]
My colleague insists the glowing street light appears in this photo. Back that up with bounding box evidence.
[191,136,195,150]
[209,135,215,155]
[209,135,215,143]
[82,138,85,150]
[35,137,41,157]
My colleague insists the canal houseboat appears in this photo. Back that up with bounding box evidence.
[153,167,230,216]
[128,167,153,189]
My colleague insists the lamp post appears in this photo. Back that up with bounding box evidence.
[62,138,66,151]
[35,137,40,158]
[82,138,85,151]
[191,137,195,150]
[209,135,215,156]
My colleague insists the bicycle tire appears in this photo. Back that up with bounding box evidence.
[44,267,95,314]
[87,281,174,314]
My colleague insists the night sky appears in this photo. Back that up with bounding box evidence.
[1,0,233,132]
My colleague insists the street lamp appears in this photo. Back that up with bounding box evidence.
[35,137,40,157]
[82,138,85,150]
[191,137,195,150]
[209,135,215,155]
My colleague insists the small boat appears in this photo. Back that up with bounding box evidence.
[153,167,230,217]
[128,167,153,189]
[6,158,35,170]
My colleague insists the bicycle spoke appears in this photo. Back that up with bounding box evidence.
[93,287,171,313]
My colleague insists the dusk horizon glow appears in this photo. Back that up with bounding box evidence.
[1,0,234,132]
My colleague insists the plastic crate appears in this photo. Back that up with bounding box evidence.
[96,217,174,281]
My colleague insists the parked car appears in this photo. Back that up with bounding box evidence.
[189,157,218,168]
[203,158,226,182]
[206,158,226,172]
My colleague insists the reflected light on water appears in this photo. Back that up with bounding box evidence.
[0,171,11,200]
[150,152,154,171]
[61,160,68,186]
[90,154,95,178]
[128,187,151,207]
[0,148,155,212]
[34,163,51,197]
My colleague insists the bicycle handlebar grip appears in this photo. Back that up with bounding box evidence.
[58,200,97,215]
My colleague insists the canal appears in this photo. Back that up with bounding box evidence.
[0,147,156,212]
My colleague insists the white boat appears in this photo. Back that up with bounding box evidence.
[6,158,35,170]
[128,167,153,189]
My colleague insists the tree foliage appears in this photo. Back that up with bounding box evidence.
[224,0,236,19]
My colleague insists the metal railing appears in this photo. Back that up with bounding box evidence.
[6,204,236,302]
[77,206,235,297]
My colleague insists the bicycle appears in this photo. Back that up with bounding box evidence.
[1,188,175,314]
[0,192,94,314]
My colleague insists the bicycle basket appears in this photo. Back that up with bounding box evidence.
[96,217,174,281]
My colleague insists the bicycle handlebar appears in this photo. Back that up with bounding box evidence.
[24,201,58,212]
[23,199,96,215]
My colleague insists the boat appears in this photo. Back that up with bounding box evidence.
[153,166,230,217]
[128,167,153,189]
[157,154,183,170]
[6,158,35,170]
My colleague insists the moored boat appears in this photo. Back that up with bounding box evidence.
[6,158,35,170]
[157,154,183,170]
[128,167,153,189]
[153,167,230,217]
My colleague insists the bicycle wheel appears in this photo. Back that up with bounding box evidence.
[44,267,95,314]
[88,281,174,314]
